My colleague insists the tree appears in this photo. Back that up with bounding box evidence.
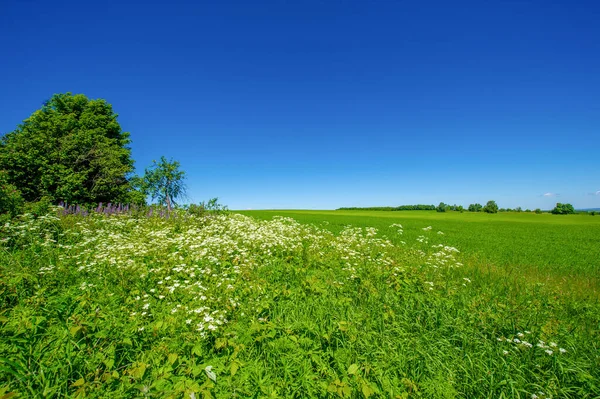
[483,200,498,214]
[143,156,186,211]
[436,202,447,212]
[551,203,575,215]
[0,93,135,204]
[534,208,542,214]
[468,203,482,212]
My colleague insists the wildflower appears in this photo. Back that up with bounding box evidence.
[559,348,567,353]
[205,366,217,382]
[503,350,509,355]
[545,349,553,355]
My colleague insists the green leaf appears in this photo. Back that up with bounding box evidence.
[69,326,82,336]
[347,363,359,375]
[132,363,147,379]
[361,382,375,398]
[71,378,85,387]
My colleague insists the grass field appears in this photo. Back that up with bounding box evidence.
[237,210,600,298]
[1,209,599,398]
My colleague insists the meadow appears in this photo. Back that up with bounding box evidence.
[1,209,599,398]
[238,210,600,298]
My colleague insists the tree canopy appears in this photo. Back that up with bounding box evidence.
[143,156,187,211]
[551,203,575,215]
[0,93,135,204]
[468,203,483,212]
[483,200,498,214]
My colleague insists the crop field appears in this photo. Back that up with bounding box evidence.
[238,210,600,299]
[1,209,599,398]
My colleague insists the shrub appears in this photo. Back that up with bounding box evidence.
[468,203,482,212]
[483,200,498,214]
[0,170,24,217]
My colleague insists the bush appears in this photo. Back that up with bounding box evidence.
[436,202,447,212]
[0,170,24,217]
[468,203,482,212]
[483,200,498,214]
[534,208,542,214]
[23,197,53,218]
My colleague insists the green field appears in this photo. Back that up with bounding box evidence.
[1,210,599,398]
[237,210,600,297]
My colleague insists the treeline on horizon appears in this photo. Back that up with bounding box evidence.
[338,205,436,211]
[338,203,596,215]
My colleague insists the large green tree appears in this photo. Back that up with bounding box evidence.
[0,93,135,204]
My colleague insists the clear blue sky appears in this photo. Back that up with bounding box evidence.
[1,0,599,209]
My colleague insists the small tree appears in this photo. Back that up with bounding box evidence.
[436,202,447,212]
[483,200,498,214]
[468,203,482,212]
[534,208,542,214]
[143,157,186,211]
[551,203,575,215]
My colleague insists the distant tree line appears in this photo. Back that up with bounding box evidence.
[338,204,436,211]
[339,201,587,216]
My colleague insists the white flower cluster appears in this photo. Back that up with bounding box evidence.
[497,332,567,356]
[16,212,402,335]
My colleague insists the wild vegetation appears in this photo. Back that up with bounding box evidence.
[1,208,599,398]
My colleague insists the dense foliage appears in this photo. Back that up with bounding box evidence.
[467,203,482,212]
[483,200,498,213]
[1,211,599,398]
[551,203,576,215]
[0,93,136,205]
[0,170,24,218]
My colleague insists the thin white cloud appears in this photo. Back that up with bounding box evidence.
[543,192,555,197]
[596,191,600,196]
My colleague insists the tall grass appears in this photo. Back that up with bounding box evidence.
[1,211,598,398]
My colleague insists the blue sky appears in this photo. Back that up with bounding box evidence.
[1,0,599,209]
